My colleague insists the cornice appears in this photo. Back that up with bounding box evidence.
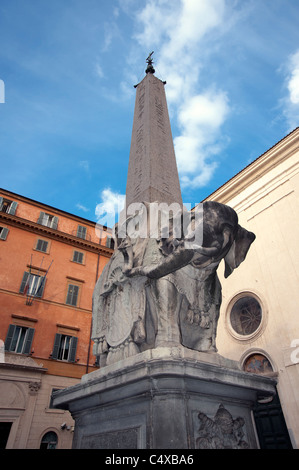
[0,287,92,314]
[0,212,113,257]
[0,187,103,228]
[203,128,299,204]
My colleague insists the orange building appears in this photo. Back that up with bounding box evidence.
[0,188,113,448]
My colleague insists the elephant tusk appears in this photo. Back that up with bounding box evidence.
[194,244,221,257]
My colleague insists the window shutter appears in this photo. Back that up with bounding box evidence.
[66,284,79,306]
[4,324,16,351]
[19,272,29,294]
[23,328,35,354]
[77,225,87,239]
[66,286,71,305]
[52,333,62,360]
[51,216,59,230]
[8,201,18,215]
[106,236,115,249]
[73,251,83,264]
[35,276,46,298]
[0,227,9,240]
[36,239,48,252]
[37,211,46,225]
[69,337,78,363]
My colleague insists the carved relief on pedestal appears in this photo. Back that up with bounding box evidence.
[195,404,249,449]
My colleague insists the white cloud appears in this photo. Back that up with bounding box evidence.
[113,7,120,18]
[174,90,229,186]
[76,203,90,213]
[181,164,218,189]
[95,188,125,228]
[177,91,229,134]
[281,49,299,131]
[102,21,121,52]
[133,0,230,188]
[95,63,104,79]
[79,160,90,173]
[135,0,224,54]
[287,50,299,105]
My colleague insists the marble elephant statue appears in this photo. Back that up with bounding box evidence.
[92,201,255,366]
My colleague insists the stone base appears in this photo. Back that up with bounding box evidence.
[53,347,277,449]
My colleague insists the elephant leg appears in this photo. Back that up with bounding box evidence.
[152,278,182,347]
[209,274,222,351]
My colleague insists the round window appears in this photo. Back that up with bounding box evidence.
[230,296,262,336]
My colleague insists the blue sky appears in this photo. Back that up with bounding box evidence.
[0,0,299,227]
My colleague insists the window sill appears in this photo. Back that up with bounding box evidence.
[33,248,50,255]
[70,260,85,266]
[45,407,65,414]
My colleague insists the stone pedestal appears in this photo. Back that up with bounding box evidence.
[53,347,276,449]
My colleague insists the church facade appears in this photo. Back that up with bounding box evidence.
[205,127,299,448]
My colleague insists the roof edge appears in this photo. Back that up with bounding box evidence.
[0,187,108,229]
[202,127,299,204]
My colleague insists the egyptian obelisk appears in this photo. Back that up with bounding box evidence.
[126,53,182,209]
[53,54,276,450]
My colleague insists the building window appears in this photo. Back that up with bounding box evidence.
[4,325,35,354]
[243,353,273,375]
[51,334,78,362]
[0,197,18,215]
[106,235,115,249]
[49,388,60,409]
[19,271,46,298]
[0,226,9,241]
[40,431,58,449]
[230,296,262,336]
[66,283,80,306]
[35,239,49,253]
[77,225,87,239]
[37,212,59,229]
[72,250,84,264]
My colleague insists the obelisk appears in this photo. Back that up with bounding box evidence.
[52,54,276,450]
[126,53,182,210]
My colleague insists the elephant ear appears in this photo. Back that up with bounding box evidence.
[224,225,256,278]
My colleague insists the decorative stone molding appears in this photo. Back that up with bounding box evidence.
[4,352,44,369]
[28,381,41,394]
[0,211,112,256]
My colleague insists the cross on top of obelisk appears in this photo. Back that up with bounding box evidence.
[145,51,155,74]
